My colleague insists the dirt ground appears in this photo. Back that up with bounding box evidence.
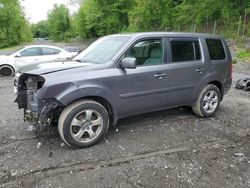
[0,62,249,188]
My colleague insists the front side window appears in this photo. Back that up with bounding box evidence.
[20,47,42,57]
[170,39,201,63]
[42,47,61,55]
[206,39,225,60]
[125,39,163,66]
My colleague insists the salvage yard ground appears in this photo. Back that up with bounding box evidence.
[0,61,249,187]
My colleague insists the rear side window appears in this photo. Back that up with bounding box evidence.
[206,39,225,60]
[42,47,61,55]
[170,39,201,62]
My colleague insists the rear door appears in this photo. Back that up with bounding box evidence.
[41,47,62,62]
[166,37,206,107]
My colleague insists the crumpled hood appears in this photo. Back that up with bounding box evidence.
[18,61,92,75]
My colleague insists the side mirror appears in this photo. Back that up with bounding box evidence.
[120,57,137,69]
[15,54,21,58]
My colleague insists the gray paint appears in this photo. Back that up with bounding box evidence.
[16,32,232,125]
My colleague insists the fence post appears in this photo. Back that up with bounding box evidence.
[213,20,217,34]
[237,15,242,38]
[206,14,209,33]
[243,9,247,37]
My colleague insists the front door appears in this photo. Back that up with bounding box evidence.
[17,47,43,68]
[115,38,169,118]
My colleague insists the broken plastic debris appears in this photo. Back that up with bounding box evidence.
[10,169,18,177]
[36,142,42,149]
[27,125,35,131]
[60,143,65,147]
[234,153,244,157]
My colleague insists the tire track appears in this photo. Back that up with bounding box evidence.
[2,137,248,186]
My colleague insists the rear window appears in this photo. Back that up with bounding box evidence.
[170,40,201,62]
[206,39,225,60]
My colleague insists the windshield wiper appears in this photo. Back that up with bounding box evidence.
[74,59,82,62]
[74,59,91,63]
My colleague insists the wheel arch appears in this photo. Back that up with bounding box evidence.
[0,64,15,76]
[207,80,224,100]
[58,95,117,126]
[79,96,115,124]
[193,72,225,105]
[38,82,120,125]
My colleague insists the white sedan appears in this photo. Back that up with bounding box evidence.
[0,45,76,76]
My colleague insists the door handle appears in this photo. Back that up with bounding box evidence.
[154,73,167,79]
[195,68,205,73]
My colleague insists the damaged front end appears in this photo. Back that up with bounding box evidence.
[15,74,61,127]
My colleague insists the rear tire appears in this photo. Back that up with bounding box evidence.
[0,65,15,77]
[58,100,109,148]
[192,84,221,117]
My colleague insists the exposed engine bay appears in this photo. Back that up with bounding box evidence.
[14,74,61,127]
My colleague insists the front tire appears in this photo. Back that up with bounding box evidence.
[58,100,109,148]
[192,84,221,117]
[0,65,15,77]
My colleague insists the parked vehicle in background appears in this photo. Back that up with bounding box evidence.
[14,32,232,148]
[0,45,76,76]
[63,46,81,56]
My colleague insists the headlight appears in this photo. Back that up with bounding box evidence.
[13,72,21,94]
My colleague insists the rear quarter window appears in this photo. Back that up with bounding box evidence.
[42,47,61,55]
[206,39,225,60]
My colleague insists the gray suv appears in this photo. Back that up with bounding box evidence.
[15,32,232,148]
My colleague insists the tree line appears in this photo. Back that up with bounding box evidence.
[32,0,250,41]
[0,0,32,48]
[1,0,250,48]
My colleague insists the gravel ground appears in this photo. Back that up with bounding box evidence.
[0,63,249,188]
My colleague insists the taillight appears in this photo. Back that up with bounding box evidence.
[230,62,233,80]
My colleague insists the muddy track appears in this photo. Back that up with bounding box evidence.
[1,136,249,187]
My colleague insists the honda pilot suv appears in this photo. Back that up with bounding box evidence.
[14,32,232,148]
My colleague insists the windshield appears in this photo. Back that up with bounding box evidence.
[73,36,130,64]
[8,47,23,55]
